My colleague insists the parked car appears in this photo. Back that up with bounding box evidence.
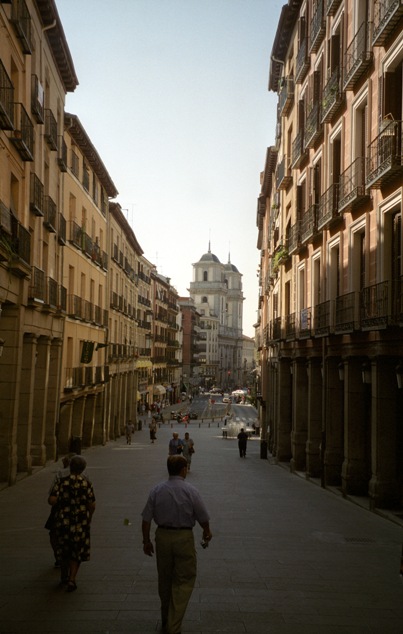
[189,411,198,419]
[222,397,231,403]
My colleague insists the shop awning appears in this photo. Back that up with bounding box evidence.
[153,384,166,395]
[135,359,153,369]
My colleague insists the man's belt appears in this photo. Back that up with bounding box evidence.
[157,525,192,530]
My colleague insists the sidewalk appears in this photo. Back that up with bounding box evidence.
[0,419,402,633]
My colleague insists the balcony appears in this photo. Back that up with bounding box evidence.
[28,266,45,302]
[44,108,57,151]
[279,78,294,117]
[335,291,357,333]
[295,37,310,84]
[360,281,389,330]
[58,136,67,172]
[58,213,67,245]
[43,196,57,232]
[31,74,44,124]
[299,307,311,339]
[276,155,292,190]
[68,294,83,320]
[272,317,282,341]
[393,276,403,325]
[30,173,44,217]
[291,129,308,168]
[314,300,332,336]
[366,119,403,189]
[288,221,301,255]
[300,203,318,244]
[11,0,33,54]
[304,103,322,148]
[321,70,344,123]
[10,103,34,161]
[45,276,58,309]
[285,312,296,341]
[343,22,373,91]
[309,0,325,54]
[317,183,340,230]
[338,157,369,213]
[70,221,84,249]
[373,0,403,46]
[326,0,342,15]
[0,61,14,130]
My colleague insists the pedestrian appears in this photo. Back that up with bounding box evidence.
[237,427,248,458]
[168,432,183,455]
[181,432,195,471]
[125,420,134,444]
[45,453,75,567]
[48,455,96,592]
[149,417,157,443]
[141,455,212,634]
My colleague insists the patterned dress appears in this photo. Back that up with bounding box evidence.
[50,474,95,562]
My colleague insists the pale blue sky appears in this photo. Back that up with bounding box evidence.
[56,0,281,336]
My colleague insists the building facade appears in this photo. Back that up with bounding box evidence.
[0,0,78,484]
[257,0,403,509]
[179,296,201,393]
[189,245,244,389]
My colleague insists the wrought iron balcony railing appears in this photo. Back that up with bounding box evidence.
[321,69,344,123]
[366,119,403,189]
[373,0,403,46]
[58,136,67,172]
[30,173,44,217]
[299,307,311,339]
[326,0,342,16]
[11,0,33,54]
[360,281,389,330]
[279,77,294,117]
[317,183,340,230]
[31,74,44,124]
[300,203,318,244]
[44,196,57,232]
[0,61,14,130]
[28,266,45,301]
[304,103,322,148]
[291,129,307,168]
[288,221,301,255]
[314,299,332,336]
[276,155,292,190]
[44,108,57,151]
[58,213,67,245]
[296,37,310,84]
[10,103,34,161]
[309,0,326,53]
[335,291,357,333]
[338,156,369,213]
[343,22,373,91]
[285,312,296,340]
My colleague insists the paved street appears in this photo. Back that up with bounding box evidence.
[0,409,402,633]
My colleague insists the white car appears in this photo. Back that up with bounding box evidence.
[222,396,231,403]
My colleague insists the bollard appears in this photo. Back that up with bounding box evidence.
[208,422,210,428]
[217,422,219,427]
[199,422,200,428]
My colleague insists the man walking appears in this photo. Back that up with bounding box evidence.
[141,455,212,634]
[237,427,248,458]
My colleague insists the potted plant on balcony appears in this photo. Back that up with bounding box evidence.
[272,245,290,273]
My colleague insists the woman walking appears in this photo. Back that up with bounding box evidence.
[48,455,96,592]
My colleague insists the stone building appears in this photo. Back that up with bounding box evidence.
[257,0,403,509]
[0,0,78,484]
[178,296,201,392]
[189,244,244,389]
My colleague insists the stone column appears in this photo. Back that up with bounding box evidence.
[290,357,308,472]
[44,337,63,461]
[324,356,344,486]
[275,357,292,462]
[306,358,322,477]
[17,334,37,473]
[58,400,74,456]
[31,335,51,466]
[341,357,370,495]
[82,394,96,447]
[93,390,106,445]
[369,357,400,508]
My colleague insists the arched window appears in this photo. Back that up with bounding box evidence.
[202,296,208,303]
[203,270,208,281]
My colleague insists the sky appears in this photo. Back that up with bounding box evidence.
[56,0,281,337]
